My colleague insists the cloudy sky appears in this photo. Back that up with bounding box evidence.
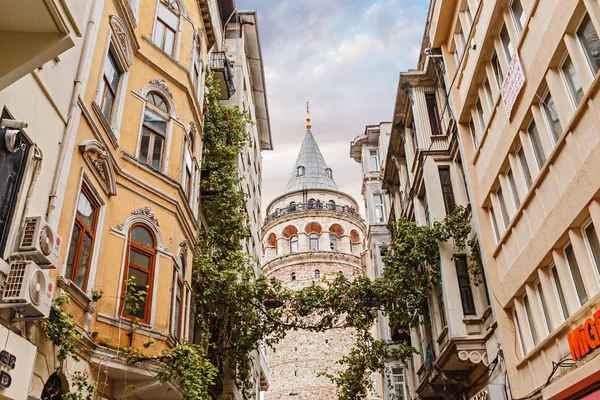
[237,0,429,214]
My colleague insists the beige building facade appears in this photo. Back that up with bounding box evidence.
[424,0,600,398]
[262,126,366,399]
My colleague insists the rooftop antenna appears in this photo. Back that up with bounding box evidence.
[306,102,312,130]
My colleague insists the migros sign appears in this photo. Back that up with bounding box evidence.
[567,309,600,361]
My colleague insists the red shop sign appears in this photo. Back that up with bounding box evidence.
[568,310,600,361]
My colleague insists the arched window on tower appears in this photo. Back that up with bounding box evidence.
[297,165,305,176]
[291,272,296,281]
[325,168,332,178]
[329,233,338,251]
[315,269,320,279]
[310,233,319,250]
[290,235,298,253]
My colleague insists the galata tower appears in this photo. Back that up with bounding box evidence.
[262,109,366,399]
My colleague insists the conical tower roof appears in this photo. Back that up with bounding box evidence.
[284,130,338,193]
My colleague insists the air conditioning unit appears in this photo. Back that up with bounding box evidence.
[0,260,54,319]
[17,217,61,269]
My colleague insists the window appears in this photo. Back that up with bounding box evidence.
[391,368,408,400]
[476,99,486,132]
[291,272,296,281]
[436,282,447,329]
[438,168,456,215]
[550,265,569,321]
[469,119,478,149]
[315,270,320,279]
[523,294,539,347]
[329,233,338,251]
[542,92,562,143]
[65,186,100,291]
[410,120,419,153]
[561,55,584,107]
[139,92,168,170]
[517,146,533,189]
[456,256,476,315]
[584,222,600,277]
[374,194,385,223]
[192,35,204,101]
[491,51,504,89]
[527,121,546,170]
[425,93,441,135]
[309,233,319,250]
[153,0,180,56]
[500,25,514,63]
[507,168,520,209]
[290,236,298,253]
[497,186,510,227]
[297,166,305,177]
[565,244,588,306]
[369,150,379,171]
[513,308,526,356]
[99,51,122,122]
[121,225,155,322]
[325,168,333,178]
[183,141,193,198]
[577,14,600,75]
[0,124,29,254]
[489,205,500,242]
[483,79,494,109]
[171,258,184,339]
[536,280,553,335]
[510,0,526,36]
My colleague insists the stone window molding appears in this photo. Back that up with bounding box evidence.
[79,139,117,196]
[114,206,167,251]
[134,79,179,119]
[109,15,134,67]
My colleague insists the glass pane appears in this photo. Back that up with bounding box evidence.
[501,26,514,61]
[76,192,95,228]
[75,233,92,288]
[131,226,154,247]
[528,122,546,169]
[130,249,151,269]
[476,99,486,131]
[497,187,510,227]
[543,94,562,142]
[139,129,151,164]
[523,295,539,346]
[164,28,175,56]
[577,15,600,75]
[517,148,533,189]
[126,268,149,319]
[565,244,588,305]
[158,3,179,29]
[152,135,164,170]
[585,223,600,275]
[537,281,553,333]
[310,234,319,250]
[562,56,584,106]
[492,52,504,88]
[143,109,167,134]
[551,266,569,319]
[65,224,81,280]
[102,86,115,120]
[105,52,120,90]
[507,169,520,208]
[469,120,478,148]
[290,236,298,253]
[153,21,165,47]
[511,0,525,34]
[173,297,181,337]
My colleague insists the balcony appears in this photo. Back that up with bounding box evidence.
[210,52,235,100]
[265,202,363,224]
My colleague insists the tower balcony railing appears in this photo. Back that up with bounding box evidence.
[265,202,363,223]
[209,51,235,100]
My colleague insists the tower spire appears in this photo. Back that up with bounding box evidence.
[306,101,312,130]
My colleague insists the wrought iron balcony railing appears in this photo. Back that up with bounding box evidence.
[209,51,235,99]
[265,202,363,223]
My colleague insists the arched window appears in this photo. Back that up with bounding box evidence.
[139,92,168,170]
[171,256,185,339]
[153,0,180,56]
[290,236,298,253]
[308,198,316,203]
[121,225,155,322]
[310,233,319,250]
[297,165,305,176]
[291,272,296,281]
[315,269,320,279]
[329,233,338,251]
[325,168,333,178]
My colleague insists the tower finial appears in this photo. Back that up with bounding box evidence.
[306,101,312,130]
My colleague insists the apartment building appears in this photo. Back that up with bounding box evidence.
[381,49,503,399]
[426,0,600,398]
[351,122,413,400]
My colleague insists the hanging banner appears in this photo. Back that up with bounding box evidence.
[501,53,525,119]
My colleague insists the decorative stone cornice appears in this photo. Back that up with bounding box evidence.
[149,78,173,98]
[262,251,362,277]
[132,206,159,226]
[79,139,117,196]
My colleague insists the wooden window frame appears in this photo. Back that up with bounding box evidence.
[99,51,121,122]
[455,255,476,316]
[120,223,156,324]
[65,184,100,291]
[139,93,169,170]
[438,167,456,215]
[170,258,185,339]
[154,0,179,56]
[425,93,442,136]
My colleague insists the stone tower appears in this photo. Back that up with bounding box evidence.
[262,122,366,399]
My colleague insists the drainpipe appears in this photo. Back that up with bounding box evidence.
[46,0,103,226]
